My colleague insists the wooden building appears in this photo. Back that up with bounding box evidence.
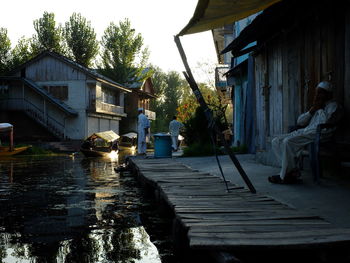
[120,69,156,135]
[220,0,350,165]
[0,51,130,140]
[213,15,258,151]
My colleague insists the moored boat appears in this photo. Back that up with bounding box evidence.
[0,146,31,156]
[80,130,119,158]
[0,123,31,156]
[118,132,137,152]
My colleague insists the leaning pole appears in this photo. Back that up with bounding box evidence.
[174,35,256,194]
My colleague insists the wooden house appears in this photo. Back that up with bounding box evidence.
[0,51,130,141]
[120,69,156,134]
[220,0,350,166]
[213,15,257,152]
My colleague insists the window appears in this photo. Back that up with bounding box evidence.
[43,85,68,101]
[102,88,120,106]
[0,84,9,99]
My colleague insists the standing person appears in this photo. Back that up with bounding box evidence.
[268,81,342,184]
[169,116,184,151]
[137,108,150,155]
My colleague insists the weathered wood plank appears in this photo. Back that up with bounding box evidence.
[128,157,350,251]
[177,212,322,221]
[189,224,332,233]
[190,234,350,249]
[183,219,330,226]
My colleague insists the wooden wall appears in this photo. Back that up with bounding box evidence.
[254,2,347,150]
[344,5,350,139]
[143,78,154,94]
[25,56,87,82]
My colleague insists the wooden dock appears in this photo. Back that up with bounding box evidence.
[127,157,350,260]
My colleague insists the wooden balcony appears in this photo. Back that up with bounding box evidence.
[145,109,156,120]
[88,100,126,117]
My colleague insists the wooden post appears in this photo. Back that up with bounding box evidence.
[174,35,256,194]
[9,127,13,151]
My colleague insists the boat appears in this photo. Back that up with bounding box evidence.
[0,123,31,156]
[118,132,137,152]
[0,146,31,156]
[80,130,120,157]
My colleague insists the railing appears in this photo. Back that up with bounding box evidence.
[145,109,156,120]
[88,99,125,116]
[0,98,65,139]
[100,102,125,115]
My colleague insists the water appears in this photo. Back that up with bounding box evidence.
[0,153,170,263]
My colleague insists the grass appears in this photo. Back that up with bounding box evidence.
[20,145,54,155]
[182,143,248,157]
[182,143,223,157]
[231,144,248,154]
[1,142,56,155]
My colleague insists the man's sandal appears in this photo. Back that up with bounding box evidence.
[268,175,302,184]
[268,175,284,184]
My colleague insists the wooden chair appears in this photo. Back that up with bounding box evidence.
[289,123,338,182]
[309,123,338,182]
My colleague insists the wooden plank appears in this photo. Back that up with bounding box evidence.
[128,157,350,251]
[177,212,322,221]
[174,203,287,209]
[168,195,274,201]
[189,228,350,241]
[190,234,350,249]
[189,224,332,233]
[183,219,330,227]
[175,207,293,213]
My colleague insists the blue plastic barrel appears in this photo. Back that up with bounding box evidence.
[153,133,172,158]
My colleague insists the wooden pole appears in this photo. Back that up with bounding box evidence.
[10,127,13,151]
[174,35,256,194]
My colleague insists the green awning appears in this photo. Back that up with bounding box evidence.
[178,0,281,36]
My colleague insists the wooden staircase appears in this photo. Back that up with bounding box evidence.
[0,111,58,142]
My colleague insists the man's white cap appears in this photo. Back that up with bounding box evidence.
[317,81,332,92]
[138,108,144,112]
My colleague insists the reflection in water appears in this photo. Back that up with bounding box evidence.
[108,150,118,160]
[0,154,162,262]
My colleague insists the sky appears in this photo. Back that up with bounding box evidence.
[0,0,218,81]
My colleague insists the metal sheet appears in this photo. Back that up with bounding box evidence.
[178,0,280,36]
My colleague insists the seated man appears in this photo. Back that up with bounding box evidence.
[268,81,341,184]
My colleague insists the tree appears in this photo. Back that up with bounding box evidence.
[10,36,33,69]
[0,28,11,75]
[32,11,66,55]
[65,13,99,67]
[193,60,216,87]
[177,83,219,123]
[149,67,187,132]
[163,71,185,122]
[149,66,167,132]
[100,18,149,84]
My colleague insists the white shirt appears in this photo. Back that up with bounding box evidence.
[138,113,150,131]
[169,120,183,137]
[297,100,339,135]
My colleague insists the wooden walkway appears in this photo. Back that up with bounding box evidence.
[128,157,350,252]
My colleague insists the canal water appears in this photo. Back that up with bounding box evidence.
[0,153,176,263]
